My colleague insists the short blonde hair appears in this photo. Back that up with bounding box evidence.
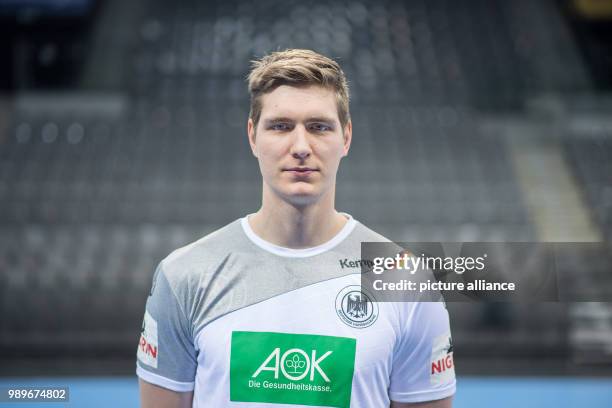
[247,49,350,129]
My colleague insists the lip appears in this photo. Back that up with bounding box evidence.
[285,167,317,172]
[283,167,319,175]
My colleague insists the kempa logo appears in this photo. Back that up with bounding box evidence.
[253,347,332,382]
[230,332,355,408]
[338,258,374,269]
[335,285,379,329]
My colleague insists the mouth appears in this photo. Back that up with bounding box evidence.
[283,167,319,175]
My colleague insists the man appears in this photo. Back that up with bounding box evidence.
[137,49,455,408]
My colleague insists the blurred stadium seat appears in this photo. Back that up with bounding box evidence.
[0,0,611,378]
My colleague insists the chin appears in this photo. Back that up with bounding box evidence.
[281,187,322,206]
[287,196,320,207]
[265,180,326,206]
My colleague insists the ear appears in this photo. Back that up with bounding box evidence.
[247,117,258,158]
[342,119,352,157]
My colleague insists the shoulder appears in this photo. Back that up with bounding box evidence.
[332,217,397,259]
[352,221,392,243]
[158,218,246,286]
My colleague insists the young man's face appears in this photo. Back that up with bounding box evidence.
[247,85,352,207]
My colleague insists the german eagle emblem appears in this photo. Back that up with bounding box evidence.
[346,293,369,318]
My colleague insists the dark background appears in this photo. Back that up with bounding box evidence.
[0,0,611,377]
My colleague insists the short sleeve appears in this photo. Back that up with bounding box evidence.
[136,261,197,392]
[389,301,456,403]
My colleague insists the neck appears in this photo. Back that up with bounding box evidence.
[248,185,348,249]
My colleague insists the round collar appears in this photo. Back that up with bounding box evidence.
[240,213,357,258]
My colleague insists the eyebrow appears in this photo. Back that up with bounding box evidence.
[263,116,337,125]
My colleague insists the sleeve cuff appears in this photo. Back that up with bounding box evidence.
[389,380,456,403]
[136,365,195,392]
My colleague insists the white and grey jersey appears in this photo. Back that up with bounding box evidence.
[136,214,456,408]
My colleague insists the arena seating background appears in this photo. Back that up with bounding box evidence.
[1,0,611,378]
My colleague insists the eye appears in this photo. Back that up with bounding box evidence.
[269,123,292,131]
[309,123,333,132]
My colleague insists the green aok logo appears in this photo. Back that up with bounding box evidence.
[253,347,333,382]
[230,332,356,408]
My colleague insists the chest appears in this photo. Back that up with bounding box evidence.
[194,280,401,385]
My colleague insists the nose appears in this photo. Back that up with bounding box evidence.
[290,125,311,160]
